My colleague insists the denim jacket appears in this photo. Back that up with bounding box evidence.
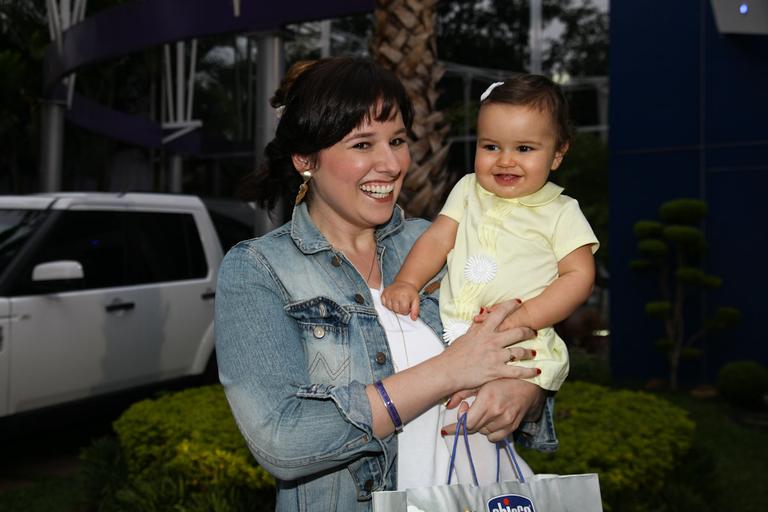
[215,203,558,512]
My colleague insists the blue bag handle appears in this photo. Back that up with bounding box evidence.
[447,412,526,485]
[496,436,527,483]
[447,412,479,485]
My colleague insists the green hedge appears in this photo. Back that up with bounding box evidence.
[521,381,695,511]
[81,385,273,512]
[717,360,768,410]
[113,385,272,489]
[84,383,696,511]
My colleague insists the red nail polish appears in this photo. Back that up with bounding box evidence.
[515,299,522,304]
[533,329,538,336]
[440,429,448,437]
[531,350,537,357]
[536,368,542,375]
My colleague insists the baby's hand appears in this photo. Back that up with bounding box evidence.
[473,300,528,330]
[381,281,420,320]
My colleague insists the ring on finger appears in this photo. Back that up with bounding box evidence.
[506,346,516,362]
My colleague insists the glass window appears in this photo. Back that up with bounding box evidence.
[124,212,207,285]
[13,211,126,294]
[0,209,50,278]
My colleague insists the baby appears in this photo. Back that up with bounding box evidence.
[382,74,599,483]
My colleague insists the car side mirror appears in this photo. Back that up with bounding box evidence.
[32,260,85,281]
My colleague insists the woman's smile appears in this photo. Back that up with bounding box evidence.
[360,181,397,199]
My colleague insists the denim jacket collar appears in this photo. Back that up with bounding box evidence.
[289,202,405,254]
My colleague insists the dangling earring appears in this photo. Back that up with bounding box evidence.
[295,171,312,205]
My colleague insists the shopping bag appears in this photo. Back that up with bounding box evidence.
[372,413,603,512]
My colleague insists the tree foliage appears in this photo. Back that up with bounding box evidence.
[437,0,608,76]
[546,0,609,77]
[631,199,742,390]
[0,0,47,191]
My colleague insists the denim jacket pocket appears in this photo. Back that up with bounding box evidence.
[285,297,352,385]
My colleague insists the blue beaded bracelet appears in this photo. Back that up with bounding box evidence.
[374,380,403,434]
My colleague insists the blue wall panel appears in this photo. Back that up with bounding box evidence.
[705,33,768,144]
[610,150,702,381]
[609,0,702,152]
[704,169,768,379]
[609,0,768,384]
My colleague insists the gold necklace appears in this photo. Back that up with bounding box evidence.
[391,312,411,372]
[364,247,377,286]
[338,245,378,287]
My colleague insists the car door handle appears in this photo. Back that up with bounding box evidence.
[201,291,215,300]
[105,302,135,313]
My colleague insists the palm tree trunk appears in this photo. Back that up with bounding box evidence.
[371,0,453,219]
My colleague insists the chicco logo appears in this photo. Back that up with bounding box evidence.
[486,494,536,512]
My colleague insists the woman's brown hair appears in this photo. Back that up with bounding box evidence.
[240,57,414,211]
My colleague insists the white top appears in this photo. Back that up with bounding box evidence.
[370,289,534,488]
[369,288,450,490]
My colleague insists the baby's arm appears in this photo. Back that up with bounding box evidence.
[504,244,596,331]
[381,215,458,320]
[474,245,595,390]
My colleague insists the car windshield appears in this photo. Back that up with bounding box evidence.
[0,209,49,274]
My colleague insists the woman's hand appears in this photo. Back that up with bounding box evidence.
[443,379,546,442]
[442,299,545,442]
[473,301,531,333]
[439,299,538,391]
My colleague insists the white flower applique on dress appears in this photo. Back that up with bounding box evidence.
[442,319,472,344]
[440,254,497,343]
[463,254,497,284]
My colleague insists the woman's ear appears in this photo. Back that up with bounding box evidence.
[291,154,312,174]
[551,142,570,171]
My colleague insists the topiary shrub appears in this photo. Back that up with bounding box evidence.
[717,360,768,410]
[630,198,742,389]
[520,381,695,511]
[81,385,274,512]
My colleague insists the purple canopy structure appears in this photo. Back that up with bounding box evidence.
[44,0,370,90]
[41,0,374,190]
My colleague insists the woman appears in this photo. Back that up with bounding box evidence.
[215,57,557,511]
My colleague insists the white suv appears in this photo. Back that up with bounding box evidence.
[0,193,233,418]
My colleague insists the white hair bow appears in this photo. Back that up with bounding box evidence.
[480,81,504,102]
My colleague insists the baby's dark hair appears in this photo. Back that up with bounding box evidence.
[480,74,572,150]
[240,57,414,210]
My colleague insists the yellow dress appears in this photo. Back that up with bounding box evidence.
[439,174,599,391]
